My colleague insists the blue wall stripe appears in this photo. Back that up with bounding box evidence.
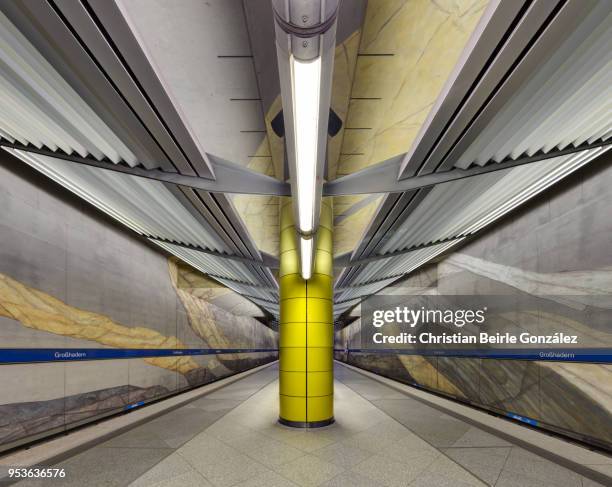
[334,348,612,363]
[506,412,538,426]
[0,348,278,364]
[124,401,145,411]
[4,347,610,364]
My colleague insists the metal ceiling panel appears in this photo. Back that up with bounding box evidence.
[337,146,608,304]
[248,298,280,317]
[347,239,464,288]
[334,277,400,304]
[152,242,261,287]
[335,0,611,311]
[7,150,229,253]
[397,0,531,178]
[0,11,136,165]
[5,148,277,312]
[83,0,216,177]
[0,1,279,313]
[333,297,362,317]
[454,2,612,169]
[0,1,176,170]
[382,148,608,254]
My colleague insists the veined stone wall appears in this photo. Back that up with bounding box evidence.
[336,159,612,449]
[0,156,278,452]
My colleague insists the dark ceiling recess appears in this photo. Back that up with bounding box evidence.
[270,108,343,138]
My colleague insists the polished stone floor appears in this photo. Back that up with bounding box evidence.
[14,364,605,486]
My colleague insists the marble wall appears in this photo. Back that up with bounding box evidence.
[0,157,278,452]
[335,161,612,449]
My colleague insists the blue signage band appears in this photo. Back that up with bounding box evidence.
[334,348,612,363]
[506,412,538,426]
[0,348,279,364]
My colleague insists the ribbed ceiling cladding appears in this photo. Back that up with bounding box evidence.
[155,244,278,316]
[335,1,612,306]
[0,11,137,166]
[381,149,608,254]
[153,242,260,286]
[8,150,228,253]
[349,239,464,288]
[334,277,400,304]
[0,3,281,318]
[6,150,275,308]
[455,4,611,169]
[334,147,608,304]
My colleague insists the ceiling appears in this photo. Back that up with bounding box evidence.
[0,0,610,323]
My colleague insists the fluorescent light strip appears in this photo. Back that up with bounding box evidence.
[300,236,314,280]
[290,55,321,235]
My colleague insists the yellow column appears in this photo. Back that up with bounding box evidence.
[279,198,334,427]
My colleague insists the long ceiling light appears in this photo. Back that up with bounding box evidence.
[273,0,338,280]
[291,55,321,236]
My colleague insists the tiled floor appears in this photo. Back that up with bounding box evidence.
[13,364,606,486]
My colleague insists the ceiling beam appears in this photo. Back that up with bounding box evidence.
[323,139,611,196]
[0,140,291,196]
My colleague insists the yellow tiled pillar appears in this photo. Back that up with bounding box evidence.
[279,198,334,427]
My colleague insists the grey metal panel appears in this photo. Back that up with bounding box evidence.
[338,236,465,268]
[358,190,433,261]
[336,147,609,294]
[0,0,174,170]
[7,149,230,253]
[152,241,261,285]
[333,298,361,317]
[145,236,277,269]
[324,140,612,195]
[402,0,560,176]
[335,190,425,288]
[399,0,529,176]
[52,0,199,174]
[214,279,278,302]
[349,193,403,260]
[174,187,244,258]
[86,0,215,178]
[450,1,612,170]
[0,0,280,310]
[335,1,611,301]
[350,239,464,286]
[381,148,608,254]
[0,8,135,164]
[334,277,400,303]
[195,192,278,289]
[197,192,258,259]
[0,140,290,195]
